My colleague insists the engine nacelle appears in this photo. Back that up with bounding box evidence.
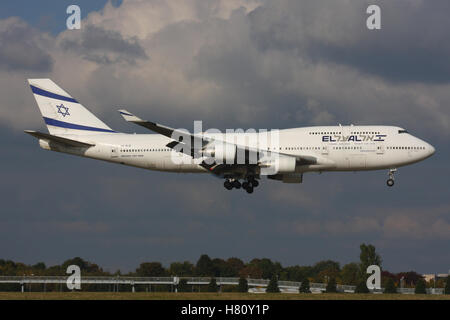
[268,173,303,183]
[39,139,51,150]
[203,142,237,164]
[261,155,296,174]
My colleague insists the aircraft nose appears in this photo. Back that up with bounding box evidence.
[428,144,435,156]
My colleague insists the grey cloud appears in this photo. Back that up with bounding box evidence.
[60,25,148,64]
[0,17,53,72]
[29,0,445,136]
[277,205,450,240]
[218,2,449,132]
[3,0,449,135]
[249,0,450,84]
[282,213,450,240]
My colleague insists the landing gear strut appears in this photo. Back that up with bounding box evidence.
[249,176,259,187]
[386,168,396,187]
[243,181,254,194]
[224,179,233,190]
[223,177,260,193]
[224,178,242,190]
[243,176,259,193]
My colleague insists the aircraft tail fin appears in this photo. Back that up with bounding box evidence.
[28,79,115,135]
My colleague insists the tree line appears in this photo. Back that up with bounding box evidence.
[1,244,449,293]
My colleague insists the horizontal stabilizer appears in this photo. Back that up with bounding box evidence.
[24,130,95,148]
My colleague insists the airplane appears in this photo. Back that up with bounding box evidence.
[25,79,435,193]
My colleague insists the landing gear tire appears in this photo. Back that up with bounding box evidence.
[386,168,396,187]
[232,180,241,189]
[245,186,254,194]
[224,180,233,190]
[242,182,249,189]
[251,179,259,187]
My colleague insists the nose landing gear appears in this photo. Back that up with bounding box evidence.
[386,168,396,187]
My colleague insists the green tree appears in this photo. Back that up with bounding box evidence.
[381,271,397,288]
[169,261,194,276]
[312,260,340,283]
[62,257,87,270]
[445,276,450,295]
[326,277,337,293]
[266,275,280,293]
[62,257,104,275]
[340,263,359,285]
[248,258,282,279]
[212,258,235,277]
[355,281,369,293]
[312,260,340,276]
[396,271,422,287]
[196,254,214,276]
[414,278,427,294]
[283,265,313,282]
[299,278,310,293]
[384,278,397,294]
[359,244,382,281]
[239,265,263,279]
[32,262,46,270]
[136,262,166,277]
[207,278,218,292]
[226,258,245,277]
[237,277,248,293]
[177,279,190,292]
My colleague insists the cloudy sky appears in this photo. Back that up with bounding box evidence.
[0,0,449,274]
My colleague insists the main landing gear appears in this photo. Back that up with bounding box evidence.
[386,168,396,187]
[224,177,259,193]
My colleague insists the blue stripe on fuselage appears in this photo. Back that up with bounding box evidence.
[43,117,116,133]
[30,85,79,103]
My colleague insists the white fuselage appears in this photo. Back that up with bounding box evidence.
[40,125,435,175]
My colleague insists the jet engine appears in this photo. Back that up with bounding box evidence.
[203,142,237,164]
[260,155,296,174]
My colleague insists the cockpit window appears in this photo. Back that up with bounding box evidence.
[398,129,408,134]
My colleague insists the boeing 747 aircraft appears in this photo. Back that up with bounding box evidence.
[25,79,435,193]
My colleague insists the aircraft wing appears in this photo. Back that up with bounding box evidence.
[119,109,210,158]
[119,110,316,175]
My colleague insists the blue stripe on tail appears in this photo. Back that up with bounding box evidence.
[30,85,79,103]
[43,117,116,133]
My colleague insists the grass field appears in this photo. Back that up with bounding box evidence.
[1,292,450,300]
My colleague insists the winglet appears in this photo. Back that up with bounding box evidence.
[118,109,143,122]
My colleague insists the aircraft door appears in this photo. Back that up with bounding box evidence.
[321,143,329,155]
[111,146,119,158]
[376,142,384,155]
